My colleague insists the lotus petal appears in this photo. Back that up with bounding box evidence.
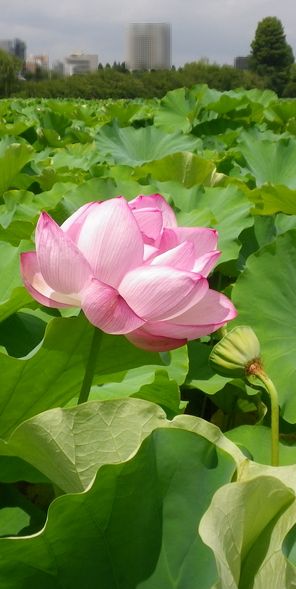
[20,252,79,307]
[81,278,145,334]
[141,290,238,339]
[77,197,144,287]
[174,227,218,257]
[150,240,195,271]
[125,327,186,351]
[119,265,208,321]
[129,193,177,228]
[35,212,92,294]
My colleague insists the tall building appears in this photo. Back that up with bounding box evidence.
[127,23,171,71]
[0,38,26,61]
[14,39,26,61]
[64,53,98,75]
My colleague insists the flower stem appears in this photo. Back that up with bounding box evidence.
[78,327,103,405]
[255,371,279,467]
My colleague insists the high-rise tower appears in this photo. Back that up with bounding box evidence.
[0,38,26,61]
[127,23,171,71]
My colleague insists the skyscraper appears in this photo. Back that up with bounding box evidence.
[127,23,171,71]
[0,38,26,61]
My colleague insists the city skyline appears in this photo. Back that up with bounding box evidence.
[0,0,295,68]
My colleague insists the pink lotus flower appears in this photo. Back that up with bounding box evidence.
[20,194,237,351]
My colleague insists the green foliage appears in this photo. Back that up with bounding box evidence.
[95,123,201,165]
[227,425,296,465]
[0,425,237,589]
[232,229,296,424]
[250,17,294,95]
[200,473,296,588]
[0,89,296,586]
[14,61,264,100]
[0,49,21,97]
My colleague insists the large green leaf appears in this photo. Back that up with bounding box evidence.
[200,474,296,588]
[94,343,188,387]
[0,428,236,589]
[0,242,27,303]
[177,184,253,264]
[248,184,296,215]
[154,87,201,132]
[227,425,296,466]
[266,99,296,126]
[51,142,103,170]
[1,398,167,492]
[0,241,36,321]
[0,287,35,323]
[0,315,187,437]
[95,123,201,165]
[0,184,84,238]
[0,315,92,437]
[0,140,34,195]
[0,397,242,494]
[0,456,49,484]
[275,213,296,236]
[138,151,217,188]
[103,99,150,127]
[207,91,250,116]
[0,311,46,357]
[91,368,181,416]
[0,190,38,231]
[154,180,209,213]
[238,132,296,188]
[232,229,296,423]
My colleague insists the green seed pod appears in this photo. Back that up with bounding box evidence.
[209,325,261,379]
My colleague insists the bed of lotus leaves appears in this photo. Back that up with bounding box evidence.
[1,85,296,587]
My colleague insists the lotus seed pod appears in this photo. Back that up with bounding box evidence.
[209,325,261,379]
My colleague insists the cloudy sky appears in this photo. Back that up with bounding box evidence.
[1,0,295,67]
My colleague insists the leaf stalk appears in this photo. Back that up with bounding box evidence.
[78,327,103,405]
[253,370,279,467]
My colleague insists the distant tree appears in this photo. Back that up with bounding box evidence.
[118,61,128,73]
[249,16,294,95]
[282,63,296,97]
[0,49,20,96]
[33,65,50,81]
[111,61,128,72]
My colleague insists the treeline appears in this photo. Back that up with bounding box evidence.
[11,62,267,100]
[1,16,296,99]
